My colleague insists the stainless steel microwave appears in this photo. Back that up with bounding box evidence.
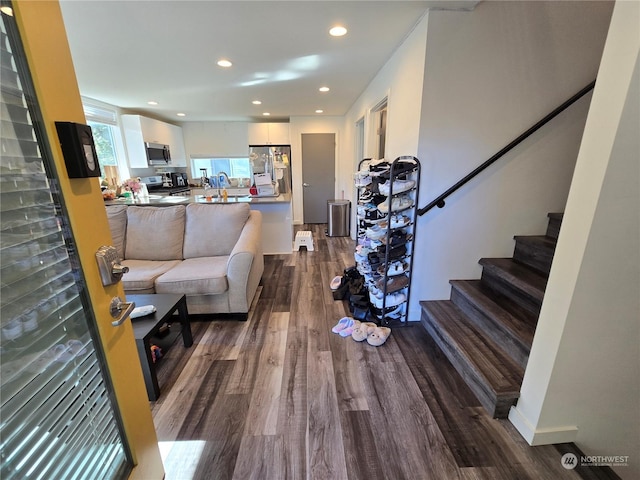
[145,142,171,165]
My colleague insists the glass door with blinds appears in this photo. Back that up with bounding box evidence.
[0,7,132,479]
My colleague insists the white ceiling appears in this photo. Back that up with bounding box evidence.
[60,0,477,123]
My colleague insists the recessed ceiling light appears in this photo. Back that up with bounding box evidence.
[176,113,186,117]
[252,100,262,105]
[319,86,330,92]
[329,26,347,37]
[263,112,271,116]
[217,59,232,68]
[147,101,158,105]
[315,110,324,114]
[1,6,13,16]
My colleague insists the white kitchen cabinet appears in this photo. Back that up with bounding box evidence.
[248,122,290,145]
[166,123,187,167]
[120,115,148,168]
[120,114,187,167]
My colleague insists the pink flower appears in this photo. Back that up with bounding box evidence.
[122,178,141,193]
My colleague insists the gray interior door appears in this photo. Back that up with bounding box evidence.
[301,133,335,223]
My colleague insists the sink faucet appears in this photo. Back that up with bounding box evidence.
[217,171,230,195]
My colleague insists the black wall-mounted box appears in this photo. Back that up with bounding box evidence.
[55,121,101,178]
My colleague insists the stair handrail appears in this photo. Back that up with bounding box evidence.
[417,80,596,216]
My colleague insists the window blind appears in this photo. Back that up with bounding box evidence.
[0,8,131,479]
[82,101,118,125]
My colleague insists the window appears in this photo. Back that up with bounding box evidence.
[191,157,252,186]
[82,100,129,186]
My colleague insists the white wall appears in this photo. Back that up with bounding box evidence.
[289,116,344,225]
[181,121,248,179]
[410,1,613,319]
[510,2,640,477]
[340,12,430,235]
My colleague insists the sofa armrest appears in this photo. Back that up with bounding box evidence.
[226,211,264,312]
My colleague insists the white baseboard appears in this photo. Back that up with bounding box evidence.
[509,406,578,445]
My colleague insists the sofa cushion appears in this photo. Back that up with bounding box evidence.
[183,204,250,258]
[155,257,229,295]
[105,205,128,259]
[121,259,181,292]
[125,206,185,261]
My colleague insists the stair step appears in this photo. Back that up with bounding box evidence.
[450,280,535,368]
[479,258,547,316]
[420,300,524,418]
[513,235,557,276]
[546,212,564,240]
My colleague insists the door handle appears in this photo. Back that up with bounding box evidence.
[303,183,310,187]
[110,297,136,327]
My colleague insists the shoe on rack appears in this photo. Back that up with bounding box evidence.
[367,251,383,269]
[375,275,409,293]
[357,202,378,217]
[365,225,386,240]
[380,159,417,178]
[377,260,409,276]
[386,244,408,260]
[368,160,391,176]
[355,171,372,187]
[379,215,411,230]
[377,195,414,214]
[365,209,387,223]
[359,189,373,202]
[357,262,372,275]
[370,292,406,309]
[369,304,402,320]
[370,194,387,206]
[380,231,412,247]
[368,285,384,301]
[378,179,415,196]
[359,219,376,230]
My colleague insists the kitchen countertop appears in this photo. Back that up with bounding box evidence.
[104,192,291,206]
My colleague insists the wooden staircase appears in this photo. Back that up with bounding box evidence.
[420,213,563,418]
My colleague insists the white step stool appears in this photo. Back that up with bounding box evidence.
[293,230,314,251]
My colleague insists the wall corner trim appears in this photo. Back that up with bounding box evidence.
[509,406,579,446]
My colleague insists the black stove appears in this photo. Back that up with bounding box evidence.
[149,186,191,196]
[141,175,191,196]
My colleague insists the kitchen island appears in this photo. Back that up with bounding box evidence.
[105,193,293,254]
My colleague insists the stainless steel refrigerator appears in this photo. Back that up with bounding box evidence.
[249,145,292,194]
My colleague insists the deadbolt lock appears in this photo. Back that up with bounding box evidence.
[96,245,129,286]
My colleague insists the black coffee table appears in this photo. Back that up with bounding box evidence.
[127,293,193,401]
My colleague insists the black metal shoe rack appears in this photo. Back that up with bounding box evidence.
[355,156,421,326]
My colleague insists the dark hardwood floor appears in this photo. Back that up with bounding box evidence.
[150,224,615,480]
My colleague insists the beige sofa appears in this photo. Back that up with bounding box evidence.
[106,203,263,317]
